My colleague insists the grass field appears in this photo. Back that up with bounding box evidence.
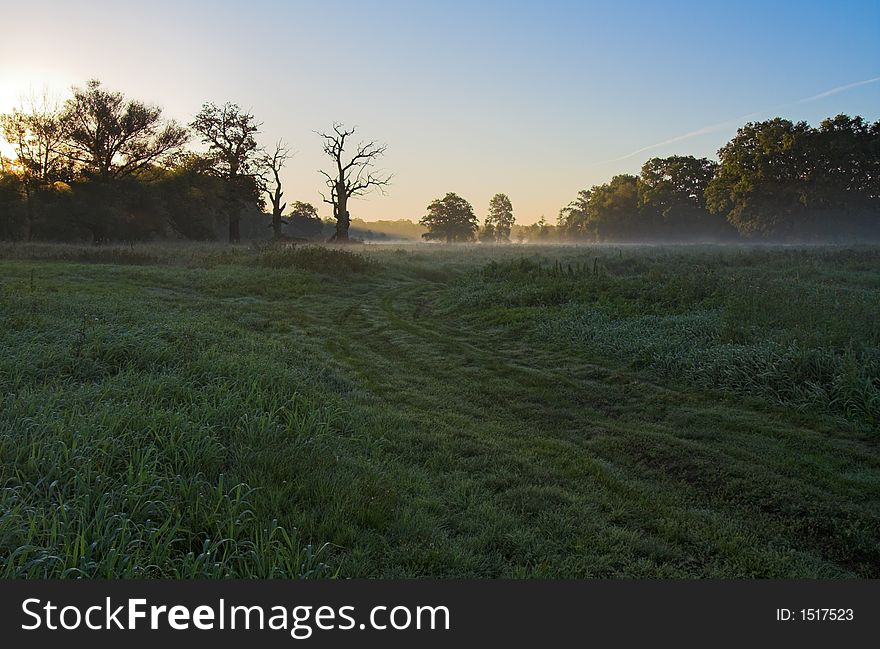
[0,242,878,578]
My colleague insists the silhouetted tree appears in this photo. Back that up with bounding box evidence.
[421,192,478,242]
[317,123,391,242]
[286,200,324,240]
[485,193,514,242]
[557,189,592,239]
[259,140,291,239]
[0,93,67,239]
[0,158,25,239]
[190,102,262,242]
[154,154,227,240]
[60,80,187,178]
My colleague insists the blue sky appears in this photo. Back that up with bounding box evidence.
[2,0,878,223]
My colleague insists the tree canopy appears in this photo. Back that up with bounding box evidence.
[61,80,188,178]
[421,192,478,243]
[705,115,880,239]
[0,78,877,245]
[190,102,263,242]
[484,193,515,242]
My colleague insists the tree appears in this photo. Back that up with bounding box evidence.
[706,115,880,239]
[317,123,391,242]
[807,115,880,235]
[190,102,263,242]
[45,81,190,243]
[485,193,514,242]
[60,80,187,178]
[420,192,478,242]
[0,160,25,239]
[638,155,729,240]
[516,216,556,242]
[1,93,67,239]
[286,200,324,240]
[154,154,228,240]
[259,140,291,240]
[705,118,814,238]
[557,189,592,240]
[587,174,642,241]
[639,156,716,213]
[478,221,496,242]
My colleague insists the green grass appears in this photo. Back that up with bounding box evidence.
[0,242,878,578]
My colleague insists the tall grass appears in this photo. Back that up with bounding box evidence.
[456,249,880,432]
[252,244,378,274]
[1,243,878,578]
[0,267,350,577]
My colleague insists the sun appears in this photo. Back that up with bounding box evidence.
[0,67,77,158]
[0,66,77,114]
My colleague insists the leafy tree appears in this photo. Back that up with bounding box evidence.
[517,216,558,242]
[288,200,319,220]
[587,174,642,241]
[53,175,167,242]
[478,221,496,242]
[639,155,730,240]
[349,217,426,240]
[485,193,514,242]
[60,80,187,178]
[286,200,324,240]
[806,114,880,236]
[0,162,25,239]
[153,154,227,240]
[535,215,552,240]
[1,94,68,239]
[47,81,190,242]
[421,192,478,242]
[557,189,592,240]
[317,123,391,242]
[639,156,716,212]
[190,102,263,242]
[705,118,814,238]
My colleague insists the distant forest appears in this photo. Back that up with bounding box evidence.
[1,80,878,244]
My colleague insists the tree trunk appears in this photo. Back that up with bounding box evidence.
[272,211,283,239]
[334,211,350,241]
[227,169,242,243]
[332,194,350,242]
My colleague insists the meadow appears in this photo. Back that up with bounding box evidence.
[0,241,878,578]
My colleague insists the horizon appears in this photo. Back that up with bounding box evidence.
[2,0,879,225]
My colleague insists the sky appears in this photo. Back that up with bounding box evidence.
[1,0,878,224]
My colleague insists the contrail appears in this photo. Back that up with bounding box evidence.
[610,76,880,162]
[795,76,880,103]
[612,110,765,161]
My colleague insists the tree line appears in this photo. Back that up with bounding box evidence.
[419,114,879,244]
[0,81,388,243]
[1,79,877,244]
[556,115,880,242]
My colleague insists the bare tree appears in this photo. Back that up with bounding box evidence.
[317,123,391,242]
[190,102,262,243]
[259,140,291,240]
[60,80,188,178]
